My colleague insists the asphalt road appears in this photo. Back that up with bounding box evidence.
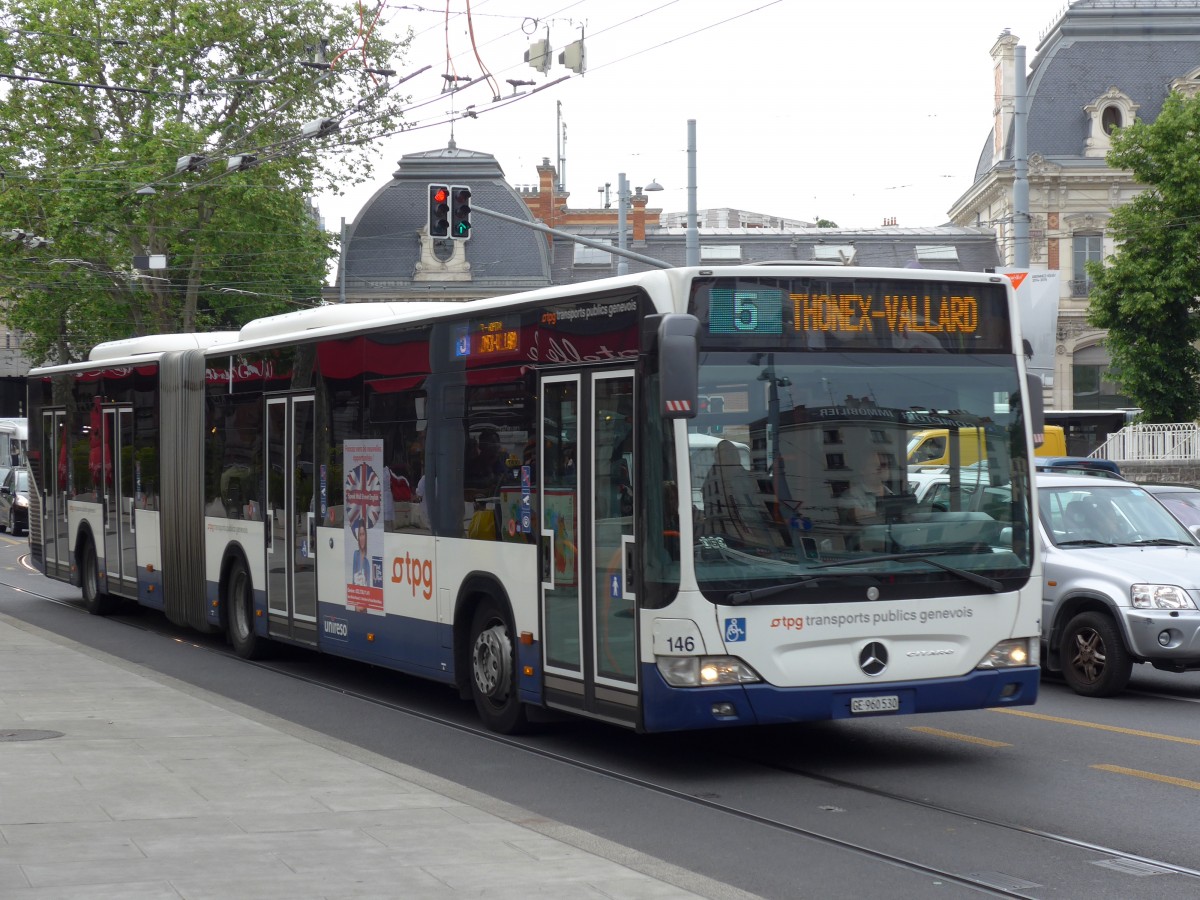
[5,533,1200,899]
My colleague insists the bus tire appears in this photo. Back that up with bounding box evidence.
[81,536,115,616]
[469,599,528,734]
[1060,610,1132,697]
[226,556,266,660]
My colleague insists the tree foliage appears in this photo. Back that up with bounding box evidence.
[1087,91,1200,423]
[0,0,410,363]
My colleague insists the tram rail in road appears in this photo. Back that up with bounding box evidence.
[3,560,1200,900]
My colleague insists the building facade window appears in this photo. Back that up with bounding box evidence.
[700,245,742,262]
[1071,233,1103,298]
[573,242,613,267]
[1072,343,1133,410]
[1101,105,1123,134]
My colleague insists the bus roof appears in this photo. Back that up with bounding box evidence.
[235,302,461,344]
[29,265,1015,375]
[89,332,240,362]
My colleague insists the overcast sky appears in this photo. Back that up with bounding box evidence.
[317,0,1064,232]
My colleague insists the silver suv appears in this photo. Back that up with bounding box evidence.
[1039,473,1200,696]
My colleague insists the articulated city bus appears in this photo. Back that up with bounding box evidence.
[27,266,1040,732]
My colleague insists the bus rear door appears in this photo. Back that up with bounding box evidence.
[100,406,136,596]
[39,409,69,579]
[265,395,318,646]
[540,370,639,728]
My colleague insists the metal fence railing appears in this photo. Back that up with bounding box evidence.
[1090,423,1200,462]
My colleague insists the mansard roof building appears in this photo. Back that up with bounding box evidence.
[950,0,1200,411]
[335,144,1002,306]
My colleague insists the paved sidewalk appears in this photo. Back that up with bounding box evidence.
[0,615,751,900]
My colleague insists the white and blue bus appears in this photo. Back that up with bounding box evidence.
[0,416,28,468]
[27,266,1040,732]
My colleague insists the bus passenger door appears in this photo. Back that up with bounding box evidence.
[101,407,136,596]
[265,395,317,646]
[40,410,69,579]
[540,370,638,728]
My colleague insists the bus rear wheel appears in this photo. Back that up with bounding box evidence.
[226,557,266,660]
[469,600,528,734]
[81,536,115,616]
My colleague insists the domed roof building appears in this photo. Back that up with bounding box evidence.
[340,142,552,301]
[335,143,1004,307]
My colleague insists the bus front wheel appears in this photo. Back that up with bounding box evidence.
[469,599,528,734]
[226,557,266,660]
[81,537,115,615]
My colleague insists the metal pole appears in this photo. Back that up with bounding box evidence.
[617,172,629,276]
[471,204,671,269]
[1013,45,1030,268]
[338,217,347,303]
[686,120,699,267]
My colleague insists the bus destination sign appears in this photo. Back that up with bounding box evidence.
[454,318,521,359]
[697,278,1011,352]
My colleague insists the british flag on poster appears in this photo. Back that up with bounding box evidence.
[345,462,382,531]
[344,440,384,613]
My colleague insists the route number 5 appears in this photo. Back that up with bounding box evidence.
[734,293,759,331]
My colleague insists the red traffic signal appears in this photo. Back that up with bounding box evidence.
[428,184,450,237]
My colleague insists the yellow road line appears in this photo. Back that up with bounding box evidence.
[1093,764,1200,791]
[910,726,1010,748]
[991,707,1200,746]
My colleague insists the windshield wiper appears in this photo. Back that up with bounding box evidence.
[1124,538,1196,546]
[1056,539,1116,547]
[727,576,820,605]
[805,548,1005,593]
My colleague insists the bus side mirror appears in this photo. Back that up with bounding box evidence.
[1027,372,1045,448]
[656,314,699,419]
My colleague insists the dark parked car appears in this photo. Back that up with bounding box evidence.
[1142,484,1200,534]
[0,466,30,535]
[1035,457,1124,478]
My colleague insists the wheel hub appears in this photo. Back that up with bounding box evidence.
[473,623,512,700]
[1073,629,1105,681]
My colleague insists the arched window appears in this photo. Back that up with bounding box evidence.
[1072,344,1133,410]
[1101,105,1123,134]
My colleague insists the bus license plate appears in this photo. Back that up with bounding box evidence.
[851,695,899,714]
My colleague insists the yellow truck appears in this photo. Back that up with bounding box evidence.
[907,425,1066,467]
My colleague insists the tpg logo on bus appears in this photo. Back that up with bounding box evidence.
[392,552,434,600]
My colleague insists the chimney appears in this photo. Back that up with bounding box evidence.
[990,30,1020,166]
[631,191,649,242]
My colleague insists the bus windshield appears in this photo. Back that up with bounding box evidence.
[689,351,1033,602]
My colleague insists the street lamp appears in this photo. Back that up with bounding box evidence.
[616,174,663,276]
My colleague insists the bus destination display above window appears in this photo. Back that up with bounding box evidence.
[696,278,1013,353]
[454,317,521,360]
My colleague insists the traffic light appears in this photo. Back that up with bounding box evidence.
[428,184,450,237]
[450,185,472,240]
[558,39,586,74]
[524,38,551,73]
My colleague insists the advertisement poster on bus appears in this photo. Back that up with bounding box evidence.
[544,488,577,587]
[344,440,384,613]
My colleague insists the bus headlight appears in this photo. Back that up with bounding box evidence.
[656,655,762,687]
[1131,584,1196,610]
[976,638,1035,669]
[15,495,28,509]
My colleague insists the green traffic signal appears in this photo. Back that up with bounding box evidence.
[450,185,471,240]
